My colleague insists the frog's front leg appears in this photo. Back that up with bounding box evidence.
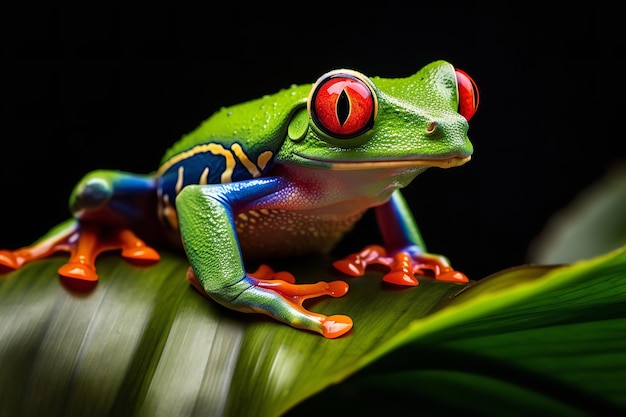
[175,179,352,338]
[0,170,160,282]
[333,190,468,286]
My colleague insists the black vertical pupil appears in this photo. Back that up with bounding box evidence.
[336,89,350,126]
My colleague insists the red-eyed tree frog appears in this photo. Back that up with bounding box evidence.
[0,61,478,338]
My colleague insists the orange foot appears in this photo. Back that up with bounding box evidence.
[0,220,160,285]
[186,264,352,339]
[57,225,160,283]
[333,244,468,286]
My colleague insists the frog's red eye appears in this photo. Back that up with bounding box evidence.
[308,70,378,139]
[455,69,479,121]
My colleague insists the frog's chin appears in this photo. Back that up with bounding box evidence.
[291,154,471,170]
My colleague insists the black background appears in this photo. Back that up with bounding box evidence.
[0,5,621,280]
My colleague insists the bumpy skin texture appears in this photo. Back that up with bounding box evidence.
[0,61,478,338]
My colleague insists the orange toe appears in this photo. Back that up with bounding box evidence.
[321,315,353,338]
[121,246,160,262]
[383,271,419,286]
[58,262,99,282]
[249,264,296,283]
[332,258,365,276]
[436,270,469,283]
[0,250,22,270]
[327,280,350,297]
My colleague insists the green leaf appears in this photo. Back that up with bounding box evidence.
[290,247,626,416]
[1,245,625,416]
[0,252,469,417]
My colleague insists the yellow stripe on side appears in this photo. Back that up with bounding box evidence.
[158,142,274,185]
[175,166,185,194]
[257,150,273,170]
[199,167,210,184]
[157,143,236,183]
[231,143,261,178]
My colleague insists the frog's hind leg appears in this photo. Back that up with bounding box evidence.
[0,219,158,282]
[60,170,161,282]
[0,170,160,283]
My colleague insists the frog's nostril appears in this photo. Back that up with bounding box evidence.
[425,121,444,139]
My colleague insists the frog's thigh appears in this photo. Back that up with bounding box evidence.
[70,169,156,216]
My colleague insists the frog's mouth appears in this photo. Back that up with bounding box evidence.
[292,153,471,170]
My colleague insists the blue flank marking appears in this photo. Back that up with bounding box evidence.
[158,151,258,208]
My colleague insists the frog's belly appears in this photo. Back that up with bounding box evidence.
[235,208,366,260]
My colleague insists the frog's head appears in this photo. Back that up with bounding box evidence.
[278,60,478,171]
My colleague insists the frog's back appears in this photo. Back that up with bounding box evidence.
[155,83,310,237]
[158,82,311,167]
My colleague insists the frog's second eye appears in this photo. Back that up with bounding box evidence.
[308,71,378,139]
[455,69,479,121]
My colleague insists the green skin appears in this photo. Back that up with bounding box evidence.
[0,61,477,338]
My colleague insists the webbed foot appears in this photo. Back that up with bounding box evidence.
[57,225,160,283]
[186,265,352,338]
[333,244,468,286]
[0,219,160,283]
